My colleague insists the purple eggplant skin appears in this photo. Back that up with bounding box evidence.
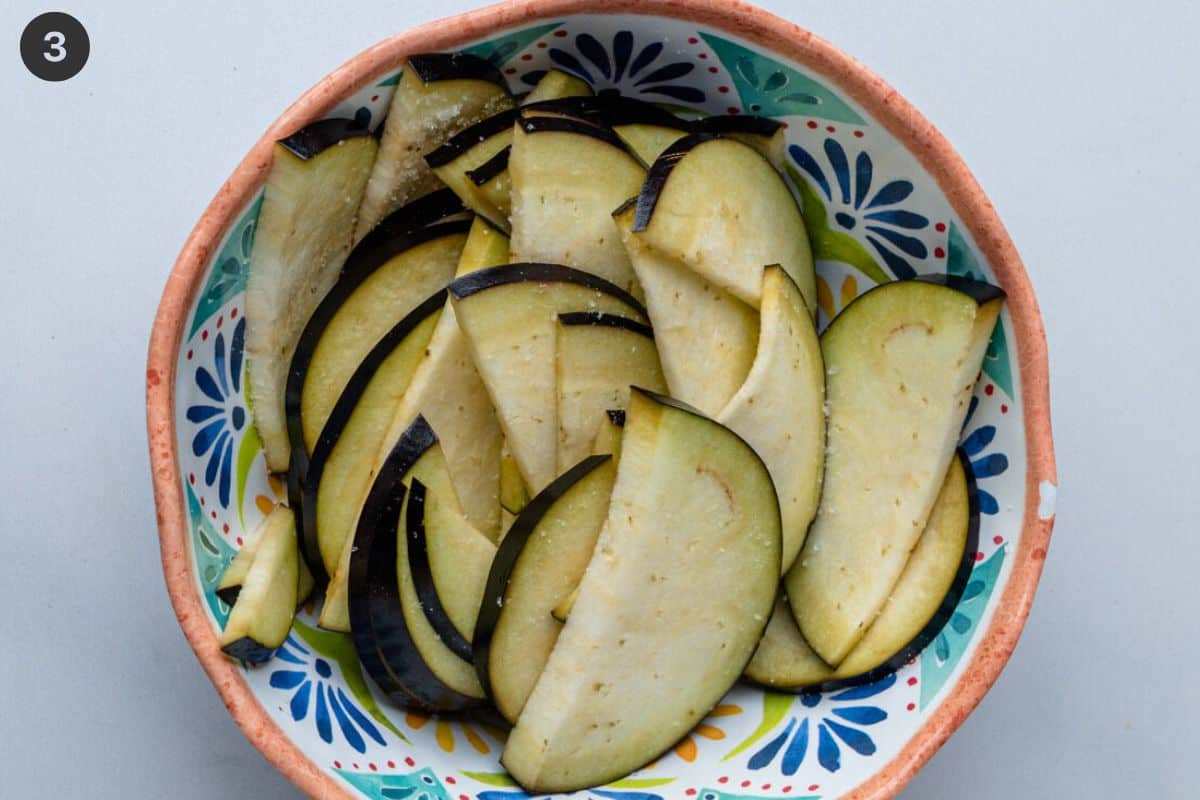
[914,273,1007,305]
[283,190,466,577]
[293,289,447,583]
[744,447,983,695]
[557,311,654,340]
[424,109,519,168]
[407,52,509,89]
[277,118,373,160]
[516,113,635,156]
[523,94,691,131]
[605,409,626,427]
[405,480,476,662]
[448,263,646,320]
[631,132,722,232]
[465,146,511,186]
[347,416,483,714]
[215,584,242,608]
[220,636,278,665]
[471,454,613,701]
[691,114,783,138]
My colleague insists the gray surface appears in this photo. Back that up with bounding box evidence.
[0,0,1194,797]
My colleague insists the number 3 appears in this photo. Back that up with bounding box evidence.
[43,31,66,63]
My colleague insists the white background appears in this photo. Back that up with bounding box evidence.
[1,1,1195,797]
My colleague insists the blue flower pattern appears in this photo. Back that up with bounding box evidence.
[961,395,1009,515]
[528,31,705,105]
[186,317,246,508]
[269,635,387,754]
[789,140,930,279]
[747,676,894,775]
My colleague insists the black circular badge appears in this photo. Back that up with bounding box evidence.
[20,13,89,81]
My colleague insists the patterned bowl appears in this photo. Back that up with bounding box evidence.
[146,1,1057,798]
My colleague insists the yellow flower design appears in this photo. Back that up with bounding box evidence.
[405,711,507,755]
[815,273,860,322]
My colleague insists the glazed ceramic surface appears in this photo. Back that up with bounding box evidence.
[150,3,1056,799]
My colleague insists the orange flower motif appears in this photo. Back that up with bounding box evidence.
[642,704,742,767]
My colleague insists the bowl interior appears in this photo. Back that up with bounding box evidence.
[171,10,1031,800]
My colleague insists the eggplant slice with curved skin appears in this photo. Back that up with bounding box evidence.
[502,390,780,792]
[631,133,816,314]
[307,292,445,626]
[554,311,666,472]
[348,416,486,712]
[405,480,474,662]
[426,70,595,231]
[717,265,824,573]
[406,475,497,659]
[286,191,467,458]
[245,120,378,472]
[746,449,979,691]
[449,263,647,494]
[215,506,314,609]
[219,505,300,664]
[474,454,617,724]
[614,201,759,416]
[786,276,1004,666]
[508,116,648,299]
[354,53,514,241]
[362,220,512,546]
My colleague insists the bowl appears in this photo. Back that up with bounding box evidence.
[146,1,1057,797]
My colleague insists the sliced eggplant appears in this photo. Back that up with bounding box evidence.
[785,276,1005,665]
[450,263,647,493]
[717,266,824,572]
[555,312,665,472]
[509,116,647,298]
[365,223,511,542]
[614,201,759,416]
[348,416,486,710]
[746,450,978,691]
[632,134,816,314]
[306,292,445,627]
[219,505,299,663]
[245,122,377,471]
[288,195,468,457]
[692,114,787,167]
[456,216,511,277]
[425,110,518,231]
[408,476,497,654]
[523,69,594,105]
[354,53,514,241]
[499,439,529,514]
[216,506,315,608]
[215,528,262,607]
[590,409,625,461]
[502,390,780,792]
[474,455,617,723]
[522,94,691,164]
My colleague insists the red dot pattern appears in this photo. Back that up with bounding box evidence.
[853,130,864,138]
[935,222,947,233]
[985,384,995,396]
[404,757,415,767]
[907,702,917,711]
[445,776,456,785]
[554,29,568,37]
[908,676,919,686]
[934,247,946,259]
[806,121,818,129]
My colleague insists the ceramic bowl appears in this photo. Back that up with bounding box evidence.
[147,1,1056,797]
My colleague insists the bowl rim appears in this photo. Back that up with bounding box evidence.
[146,1,1057,797]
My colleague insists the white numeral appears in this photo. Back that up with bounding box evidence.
[43,31,66,63]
